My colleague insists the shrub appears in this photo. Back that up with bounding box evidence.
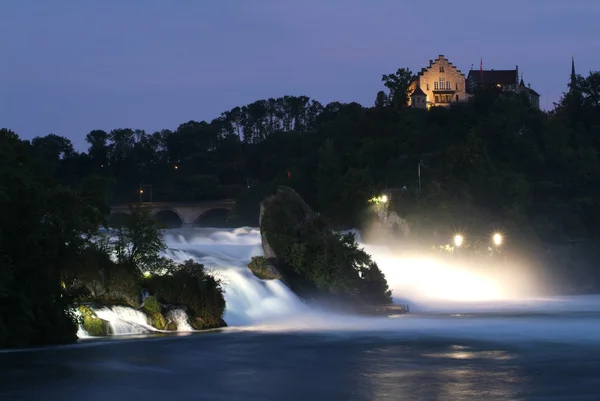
[146,260,226,329]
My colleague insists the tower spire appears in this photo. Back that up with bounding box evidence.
[571,55,576,88]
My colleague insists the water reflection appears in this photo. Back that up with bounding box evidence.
[360,343,523,400]
[1,331,599,400]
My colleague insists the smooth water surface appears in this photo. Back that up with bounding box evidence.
[2,306,600,401]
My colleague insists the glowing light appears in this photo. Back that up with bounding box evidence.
[174,165,179,170]
[454,234,464,247]
[360,250,507,302]
[139,189,144,194]
[493,233,503,246]
[368,194,389,205]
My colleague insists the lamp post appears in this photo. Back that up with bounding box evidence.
[139,183,153,202]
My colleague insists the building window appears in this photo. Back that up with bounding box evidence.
[439,66,445,73]
[435,95,439,103]
[427,83,429,90]
[434,82,438,90]
[456,94,459,102]
[456,83,458,90]
[446,81,450,89]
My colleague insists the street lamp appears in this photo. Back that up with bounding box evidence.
[454,234,464,247]
[380,195,388,203]
[493,233,503,246]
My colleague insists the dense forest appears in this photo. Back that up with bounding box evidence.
[2,64,600,347]
[24,68,600,243]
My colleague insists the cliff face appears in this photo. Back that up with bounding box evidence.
[259,202,277,261]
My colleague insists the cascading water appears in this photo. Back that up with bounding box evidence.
[166,309,193,332]
[93,306,156,335]
[162,227,309,327]
[79,226,542,337]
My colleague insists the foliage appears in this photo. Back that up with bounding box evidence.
[62,245,142,306]
[0,129,97,348]
[142,295,162,314]
[381,68,415,108]
[3,66,600,346]
[145,260,226,329]
[109,204,172,275]
[261,186,392,304]
[78,305,107,336]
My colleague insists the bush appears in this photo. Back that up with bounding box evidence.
[146,260,226,329]
[142,295,161,314]
[62,247,142,307]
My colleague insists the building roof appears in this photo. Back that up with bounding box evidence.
[417,55,466,78]
[411,85,426,97]
[520,79,540,96]
[468,69,517,84]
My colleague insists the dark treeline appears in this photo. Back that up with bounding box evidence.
[27,69,600,243]
[2,65,600,347]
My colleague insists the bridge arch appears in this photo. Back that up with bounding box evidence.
[153,209,184,229]
[193,208,231,228]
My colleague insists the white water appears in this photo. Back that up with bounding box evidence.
[166,309,193,332]
[78,226,600,345]
[163,227,544,322]
[93,306,156,335]
[163,227,309,326]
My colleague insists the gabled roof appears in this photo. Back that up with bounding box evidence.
[468,70,517,84]
[519,79,540,96]
[411,85,426,97]
[417,55,466,78]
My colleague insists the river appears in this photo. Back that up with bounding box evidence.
[1,228,599,400]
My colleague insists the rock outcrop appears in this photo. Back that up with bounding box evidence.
[258,185,392,305]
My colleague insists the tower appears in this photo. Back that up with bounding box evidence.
[570,55,577,90]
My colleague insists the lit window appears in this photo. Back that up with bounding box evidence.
[434,82,438,90]
[446,81,450,89]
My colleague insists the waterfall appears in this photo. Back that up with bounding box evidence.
[166,309,193,332]
[162,227,308,327]
[93,306,156,335]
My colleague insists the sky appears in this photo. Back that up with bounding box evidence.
[1,0,599,150]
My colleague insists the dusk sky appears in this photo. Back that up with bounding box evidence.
[1,0,599,150]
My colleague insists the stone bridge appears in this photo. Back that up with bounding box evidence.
[109,200,236,228]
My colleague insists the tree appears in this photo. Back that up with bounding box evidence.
[0,129,101,347]
[382,68,415,109]
[110,204,171,274]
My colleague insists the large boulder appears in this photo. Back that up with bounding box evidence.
[259,186,392,305]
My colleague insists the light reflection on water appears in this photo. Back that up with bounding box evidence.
[1,328,599,400]
[358,342,524,401]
